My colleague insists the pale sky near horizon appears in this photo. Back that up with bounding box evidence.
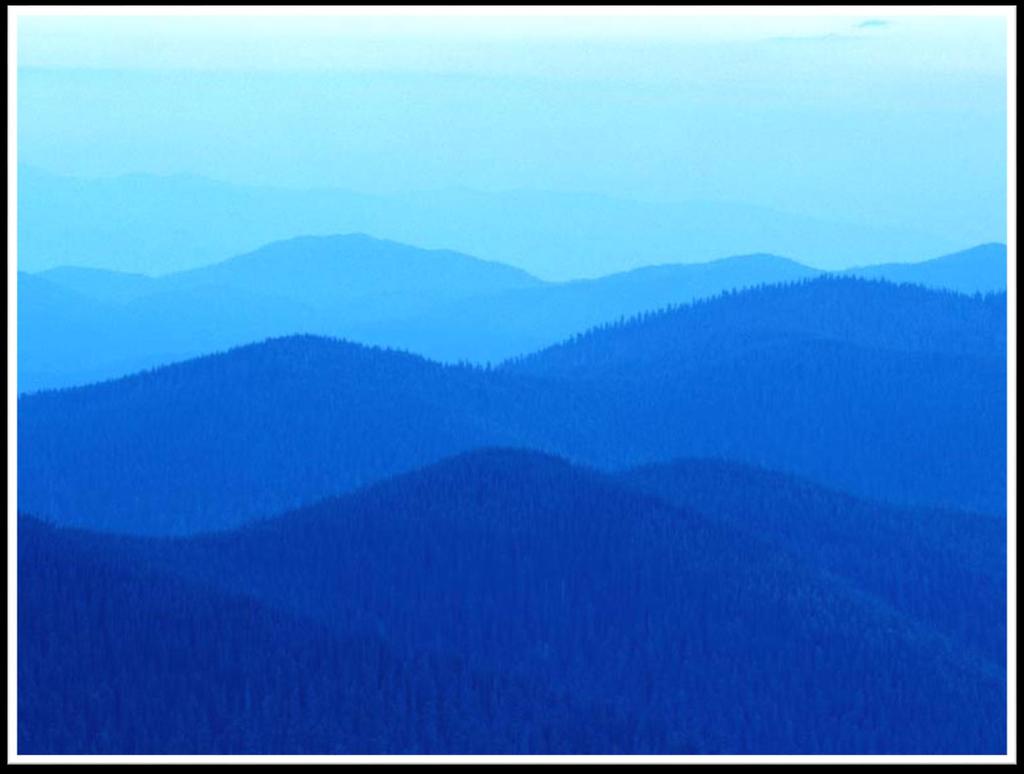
[16,12,1009,244]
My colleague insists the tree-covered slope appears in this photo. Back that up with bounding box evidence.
[505,277,1007,514]
[18,450,1006,753]
[18,279,1007,535]
[619,458,1006,669]
[18,515,644,754]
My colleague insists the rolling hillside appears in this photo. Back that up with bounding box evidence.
[506,277,1007,515]
[619,458,1006,669]
[18,277,1007,535]
[19,515,642,754]
[18,449,1006,753]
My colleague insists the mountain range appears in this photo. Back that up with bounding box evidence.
[19,165,972,278]
[14,210,1009,756]
[17,235,1007,392]
[18,448,1006,754]
[19,275,1007,539]
[842,242,1007,295]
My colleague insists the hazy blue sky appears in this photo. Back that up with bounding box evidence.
[17,13,1008,245]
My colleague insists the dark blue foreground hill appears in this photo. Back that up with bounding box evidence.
[18,277,1007,534]
[18,450,1006,754]
[19,515,640,754]
[618,458,1006,670]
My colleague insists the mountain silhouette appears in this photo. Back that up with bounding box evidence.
[18,234,539,392]
[619,458,1005,669]
[19,514,646,754]
[162,233,541,312]
[841,243,1007,294]
[20,239,1005,391]
[506,277,1006,515]
[17,449,1006,753]
[18,277,1006,534]
[345,253,819,363]
[33,265,158,303]
[19,164,963,277]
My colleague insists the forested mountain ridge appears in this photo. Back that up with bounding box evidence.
[17,448,1007,753]
[618,457,1006,669]
[19,514,649,754]
[18,278,1007,535]
[17,335,550,533]
[504,275,1006,377]
[503,277,1007,515]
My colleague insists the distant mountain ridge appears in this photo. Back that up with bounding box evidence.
[841,243,1007,295]
[18,234,540,392]
[18,235,1006,392]
[19,164,970,277]
[344,252,820,363]
[164,233,541,310]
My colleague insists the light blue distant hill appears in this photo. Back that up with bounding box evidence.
[346,253,820,362]
[19,237,1007,391]
[840,243,1007,294]
[34,265,158,304]
[163,233,540,315]
[18,164,965,278]
[18,234,540,391]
